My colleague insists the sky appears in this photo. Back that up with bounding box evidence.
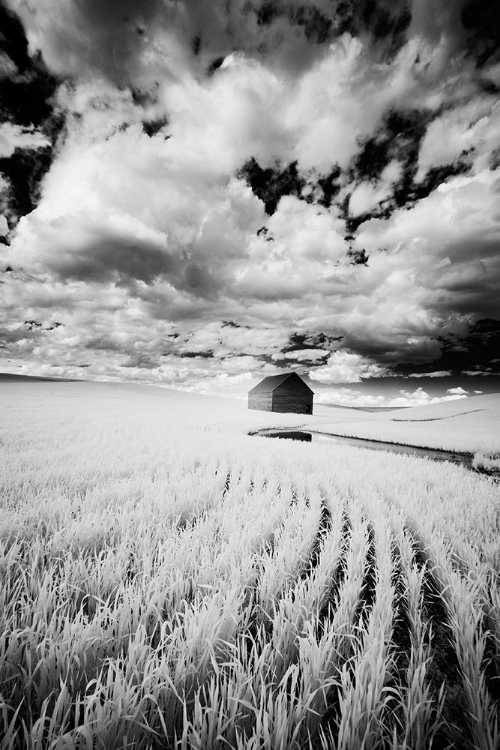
[0,0,499,406]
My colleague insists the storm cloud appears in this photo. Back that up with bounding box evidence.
[0,0,499,400]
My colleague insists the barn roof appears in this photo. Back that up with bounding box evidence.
[248,372,314,395]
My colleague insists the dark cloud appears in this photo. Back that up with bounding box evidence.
[122,353,158,369]
[182,262,224,299]
[347,247,369,265]
[222,320,251,329]
[0,0,424,88]
[24,319,61,331]
[0,324,43,344]
[283,331,343,353]
[256,2,334,44]
[19,0,164,85]
[254,0,412,60]
[417,235,500,321]
[44,235,178,287]
[0,0,486,243]
[84,336,125,353]
[338,327,443,366]
[395,318,500,376]
[269,331,345,368]
[4,0,497,92]
[177,350,215,359]
[1,0,499,397]
[33,230,230,301]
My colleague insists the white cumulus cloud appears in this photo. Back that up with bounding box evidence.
[309,351,389,384]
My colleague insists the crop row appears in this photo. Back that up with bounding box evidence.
[1,396,499,748]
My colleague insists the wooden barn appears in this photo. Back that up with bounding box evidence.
[248,372,314,414]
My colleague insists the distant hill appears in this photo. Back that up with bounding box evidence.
[318,403,407,412]
[314,392,500,453]
[0,372,76,382]
[389,392,500,422]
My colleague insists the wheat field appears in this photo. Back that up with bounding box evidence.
[313,393,500,456]
[1,382,499,749]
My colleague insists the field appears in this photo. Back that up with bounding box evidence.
[1,381,499,749]
[312,394,500,456]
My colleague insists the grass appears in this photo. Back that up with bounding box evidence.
[473,451,500,474]
[0,381,499,749]
[312,393,500,455]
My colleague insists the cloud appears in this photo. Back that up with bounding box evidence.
[273,348,330,363]
[3,0,446,89]
[6,120,265,297]
[416,100,500,179]
[0,302,290,395]
[407,371,452,378]
[0,123,50,158]
[315,388,388,407]
[315,385,468,408]
[309,351,389,384]
[1,0,500,395]
[4,0,367,86]
[447,386,468,395]
[355,168,500,325]
[171,371,255,399]
[5,0,174,85]
[387,387,467,407]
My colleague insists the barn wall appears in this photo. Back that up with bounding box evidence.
[248,394,273,412]
[248,375,314,414]
[276,376,313,397]
[272,390,313,414]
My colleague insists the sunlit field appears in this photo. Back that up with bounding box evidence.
[1,381,499,749]
[314,393,500,456]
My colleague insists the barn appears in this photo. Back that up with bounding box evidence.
[248,372,314,414]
